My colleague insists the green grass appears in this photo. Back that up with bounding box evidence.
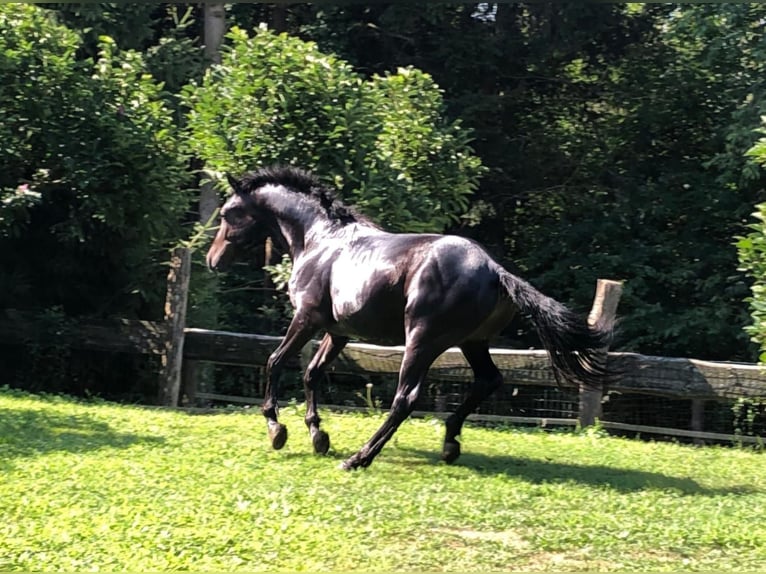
[1,388,764,572]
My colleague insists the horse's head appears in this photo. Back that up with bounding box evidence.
[206,173,269,271]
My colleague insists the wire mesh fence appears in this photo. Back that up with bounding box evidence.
[199,361,766,444]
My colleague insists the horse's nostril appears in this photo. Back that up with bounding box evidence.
[206,241,236,272]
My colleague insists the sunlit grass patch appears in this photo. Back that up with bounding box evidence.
[1,388,764,571]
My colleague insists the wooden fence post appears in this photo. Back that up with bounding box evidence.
[578,279,623,427]
[690,398,705,445]
[180,359,200,407]
[159,246,192,407]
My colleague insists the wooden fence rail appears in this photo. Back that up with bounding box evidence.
[181,328,766,400]
[3,312,766,403]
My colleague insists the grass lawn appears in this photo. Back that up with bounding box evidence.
[1,387,764,572]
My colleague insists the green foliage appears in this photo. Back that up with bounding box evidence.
[183,26,483,232]
[47,3,205,108]
[7,3,766,407]
[258,253,294,330]
[182,25,483,336]
[736,206,766,359]
[0,5,191,318]
[303,5,764,361]
[738,132,766,360]
[2,389,765,571]
[142,6,205,101]
[12,307,73,394]
[503,5,765,361]
[731,396,766,441]
[349,68,479,230]
[49,3,168,54]
[481,5,761,359]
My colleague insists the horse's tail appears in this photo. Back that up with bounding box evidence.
[499,270,615,388]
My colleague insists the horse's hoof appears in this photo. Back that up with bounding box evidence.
[441,440,461,464]
[340,455,361,471]
[312,430,330,455]
[268,423,288,450]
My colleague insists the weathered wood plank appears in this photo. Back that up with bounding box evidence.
[607,353,766,399]
[182,328,297,367]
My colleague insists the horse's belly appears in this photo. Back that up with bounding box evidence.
[330,282,406,345]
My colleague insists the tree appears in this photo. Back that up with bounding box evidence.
[0,5,191,318]
[305,4,764,359]
[181,25,483,334]
[183,26,483,233]
[500,5,765,361]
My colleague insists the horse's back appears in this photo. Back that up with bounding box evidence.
[326,230,514,345]
[404,235,516,338]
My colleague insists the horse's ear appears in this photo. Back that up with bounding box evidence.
[226,172,241,193]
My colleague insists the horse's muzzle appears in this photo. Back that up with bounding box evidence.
[206,220,237,271]
[206,240,235,272]
[205,250,219,272]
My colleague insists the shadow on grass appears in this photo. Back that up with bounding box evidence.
[0,407,164,464]
[392,446,760,496]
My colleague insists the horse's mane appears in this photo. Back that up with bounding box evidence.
[238,166,370,226]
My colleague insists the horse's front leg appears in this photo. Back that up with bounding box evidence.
[303,333,349,454]
[263,313,318,450]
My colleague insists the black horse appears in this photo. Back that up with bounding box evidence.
[207,166,615,470]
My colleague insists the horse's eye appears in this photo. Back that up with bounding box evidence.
[223,207,249,227]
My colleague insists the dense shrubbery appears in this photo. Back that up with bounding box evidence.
[0,5,192,318]
[737,131,766,362]
[0,6,193,397]
[6,4,766,401]
[304,5,766,361]
[184,26,482,233]
[0,7,484,395]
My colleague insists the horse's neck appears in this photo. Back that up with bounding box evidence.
[259,189,332,260]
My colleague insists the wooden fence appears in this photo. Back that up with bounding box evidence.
[2,247,765,444]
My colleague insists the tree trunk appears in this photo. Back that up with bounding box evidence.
[204,3,226,65]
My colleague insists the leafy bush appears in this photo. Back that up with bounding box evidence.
[737,133,766,361]
[183,26,483,232]
[0,5,191,318]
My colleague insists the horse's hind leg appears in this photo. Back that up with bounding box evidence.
[341,346,435,470]
[303,333,348,454]
[442,341,503,464]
